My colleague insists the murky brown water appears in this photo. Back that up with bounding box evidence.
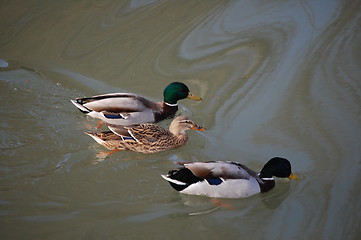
[1,1,360,239]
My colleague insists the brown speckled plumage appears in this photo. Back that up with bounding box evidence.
[85,116,205,154]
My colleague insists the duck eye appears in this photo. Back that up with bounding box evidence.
[179,120,192,124]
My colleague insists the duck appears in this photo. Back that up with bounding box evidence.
[161,157,298,198]
[70,82,202,126]
[85,116,206,154]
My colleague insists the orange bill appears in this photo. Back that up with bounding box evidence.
[191,124,206,131]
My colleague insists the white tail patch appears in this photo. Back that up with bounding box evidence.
[70,100,91,113]
[161,175,186,185]
[85,132,105,145]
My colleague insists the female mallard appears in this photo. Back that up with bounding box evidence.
[85,116,205,154]
[71,82,202,126]
[161,157,298,198]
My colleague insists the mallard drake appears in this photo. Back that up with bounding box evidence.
[71,82,202,126]
[85,116,205,154]
[161,157,298,198]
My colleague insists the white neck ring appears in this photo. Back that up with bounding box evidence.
[258,173,274,181]
[261,177,274,181]
[165,102,178,107]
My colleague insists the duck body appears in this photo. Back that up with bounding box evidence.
[71,82,202,126]
[85,116,205,154]
[71,93,174,126]
[162,158,297,199]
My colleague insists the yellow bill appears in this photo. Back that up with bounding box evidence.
[187,92,202,101]
[288,173,299,180]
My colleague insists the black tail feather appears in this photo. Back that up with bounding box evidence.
[166,168,200,191]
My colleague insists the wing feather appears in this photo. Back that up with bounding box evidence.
[79,93,160,113]
[181,161,257,180]
[125,123,171,143]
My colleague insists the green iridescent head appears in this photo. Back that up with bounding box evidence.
[163,82,202,105]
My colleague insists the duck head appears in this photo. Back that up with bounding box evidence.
[259,157,298,180]
[163,82,202,105]
[169,116,206,135]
